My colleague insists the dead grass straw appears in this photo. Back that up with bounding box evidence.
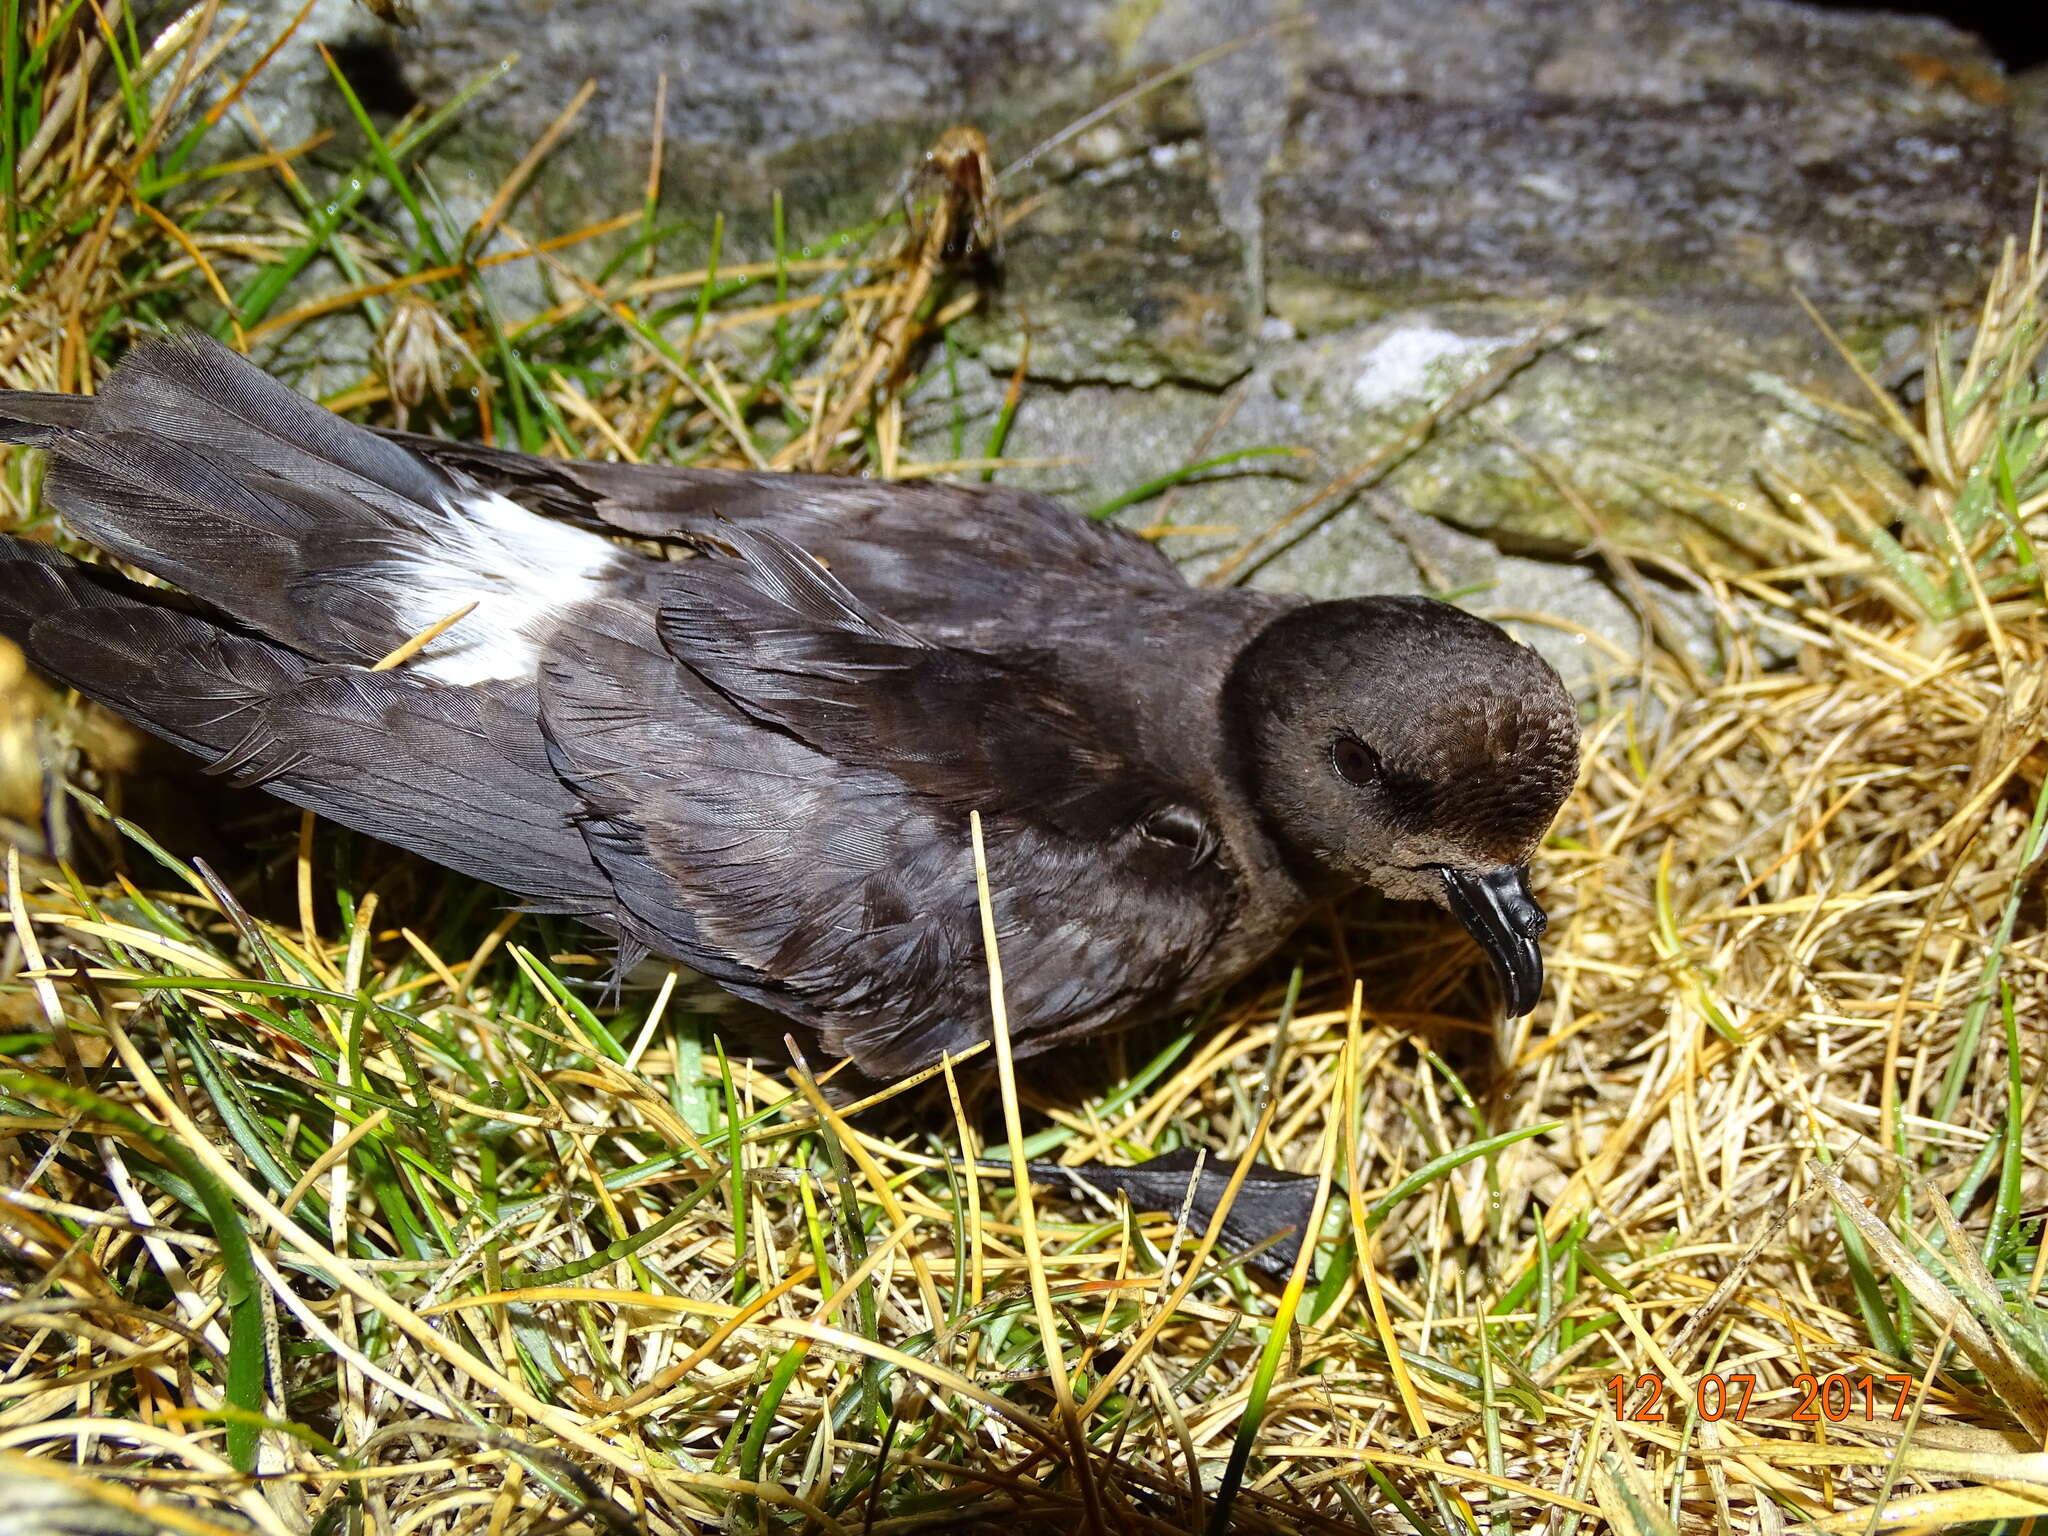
[3,4,2048,1532]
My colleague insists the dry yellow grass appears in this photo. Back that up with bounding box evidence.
[2,4,2047,1533]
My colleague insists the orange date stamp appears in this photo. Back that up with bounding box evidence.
[1607,1372,1921,1422]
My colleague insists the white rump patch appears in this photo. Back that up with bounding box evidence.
[388,490,625,685]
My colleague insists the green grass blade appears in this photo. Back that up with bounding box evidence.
[318,42,452,268]
[1984,980,2026,1267]
[1365,1122,1560,1231]
[715,1037,748,1299]
[1933,772,2048,1125]
[225,1299,268,1470]
[1,0,21,255]
[1088,446,1304,520]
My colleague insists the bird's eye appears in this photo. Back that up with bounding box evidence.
[1331,734,1381,787]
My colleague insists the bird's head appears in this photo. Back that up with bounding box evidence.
[1225,596,1581,1016]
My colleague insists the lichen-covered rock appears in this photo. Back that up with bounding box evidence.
[1264,1,2020,317]
[175,0,2037,667]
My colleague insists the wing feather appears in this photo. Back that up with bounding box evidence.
[540,531,1237,1075]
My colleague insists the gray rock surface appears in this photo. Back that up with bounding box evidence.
[184,0,2040,681]
[1265,2,2017,316]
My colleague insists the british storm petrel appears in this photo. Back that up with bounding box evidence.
[0,334,1580,1078]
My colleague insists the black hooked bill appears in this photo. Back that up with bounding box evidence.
[1439,865,1548,1017]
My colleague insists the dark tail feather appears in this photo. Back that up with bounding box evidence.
[0,389,94,444]
[0,334,471,664]
[91,333,459,513]
[0,539,271,763]
[0,537,620,915]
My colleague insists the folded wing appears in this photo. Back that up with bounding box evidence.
[539,526,1239,1075]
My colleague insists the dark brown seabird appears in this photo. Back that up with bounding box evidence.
[0,335,1579,1258]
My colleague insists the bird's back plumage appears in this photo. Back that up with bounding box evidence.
[536,521,1246,1072]
[375,428,1192,646]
